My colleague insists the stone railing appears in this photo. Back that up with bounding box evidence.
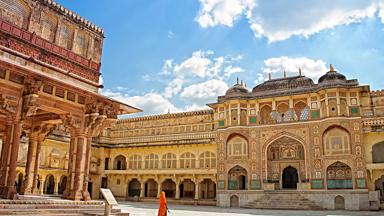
[362,117,384,127]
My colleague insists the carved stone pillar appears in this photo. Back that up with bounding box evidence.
[53,176,59,195]
[175,181,180,200]
[194,181,199,200]
[20,133,38,195]
[39,176,45,195]
[0,121,12,195]
[82,137,92,201]
[32,138,43,194]
[63,134,77,198]
[157,180,162,198]
[4,122,22,199]
[140,181,145,198]
[68,135,87,201]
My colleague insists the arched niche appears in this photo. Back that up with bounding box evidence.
[227,134,248,160]
[372,141,384,163]
[326,161,352,189]
[113,155,127,170]
[228,165,248,190]
[323,126,351,155]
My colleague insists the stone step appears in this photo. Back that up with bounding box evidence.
[0,208,122,215]
[243,192,323,210]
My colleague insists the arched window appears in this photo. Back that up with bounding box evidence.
[323,126,350,155]
[161,153,176,169]
[372,141,384,163]
[145,153,159,169]
[260,105,272,124]
[128,155,142,169]
[40,13,57,42]
[57,23,74,49]
[294,101,309,121]
[199,151,216,168]
[113,155,126,170]
[327,161,352,189]
[180,152,196,169]
[0,0,30,29]
[227,135,248,159]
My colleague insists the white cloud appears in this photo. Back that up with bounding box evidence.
[172,50,219,78]
[379,2,384,23]
[163,78,184,98]
[102,89,179,115]
[224,65,243,77]
[260,56,328,82]
[196,0,255,27]
[180,79,229,104]
[196,0,384,42]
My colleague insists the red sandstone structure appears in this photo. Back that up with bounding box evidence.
[0,0,140,201]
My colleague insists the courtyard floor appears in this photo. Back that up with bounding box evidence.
[118,202,383,216]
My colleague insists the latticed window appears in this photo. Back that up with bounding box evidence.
[180,152,196,169]
[199,151,216,168]
[0,0,30,29]
[58,24,73,49]
[145,153,159,169]
[128,155,142,169]
[74,32,88,56]
[40,13,57,42]
[161,153,176,169]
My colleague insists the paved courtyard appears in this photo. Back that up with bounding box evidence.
[118,202,383,216]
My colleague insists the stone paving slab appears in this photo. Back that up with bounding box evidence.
[118,201,384,216]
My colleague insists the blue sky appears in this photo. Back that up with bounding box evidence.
[56,0,384,116]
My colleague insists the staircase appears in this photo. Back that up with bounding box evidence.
[0,196,128,216]
[243,191,323,210]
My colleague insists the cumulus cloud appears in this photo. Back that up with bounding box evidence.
[196,0,255,27]
[161,50,243,102]
[180,79,229,104]
[102,89,179,115]
[259,56,328,82]
[196,0,384,42]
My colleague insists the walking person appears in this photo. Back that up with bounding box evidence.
[158,191,169,216]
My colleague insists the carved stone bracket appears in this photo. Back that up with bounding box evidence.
[21,78,42,119]
[0,94,17,114]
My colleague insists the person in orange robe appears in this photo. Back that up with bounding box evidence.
[158,191,168,216]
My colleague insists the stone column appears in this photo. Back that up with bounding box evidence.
[54,176,59,195]
[140,181,145,198]
[39,177,45,195]
[194,181,199,200]
[175,180,180,199]
[69,135,87,201]
[21,133,38,195]
[157,180,161,198]
[0,122,12,195]
[82,137,92,201]
[5,122,22,199]
[32,139,42,194]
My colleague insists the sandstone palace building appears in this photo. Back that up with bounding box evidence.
[0,0,384,212]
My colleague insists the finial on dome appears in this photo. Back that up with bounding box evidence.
[269,73,271,80]
[236,77,239,84]
[330,64,335,72]
[283,70,287,78]
[299,68,302,76]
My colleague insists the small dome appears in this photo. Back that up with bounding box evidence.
[252,75,314,94]
[226,83,249,96]
[318,64,347,84]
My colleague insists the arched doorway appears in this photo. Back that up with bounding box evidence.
[15,172,23,194]
[372,141,384,163]
[199,179,216,199]
[266,136,305,188]
[334,195,345,210]
[44,175,55,194]
[230,195,239,208]
[128,179,141,197]
[180,179,195,199]
[144,179,158,198]
[282,166,298,189]
[228,165,247,190]
[161,179,176,198]
[327,161,352,189]
[58,176,67,194]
